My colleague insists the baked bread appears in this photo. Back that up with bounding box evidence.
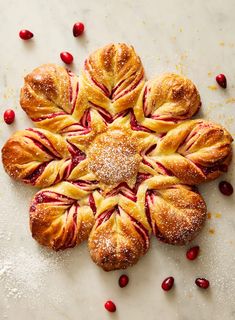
[2,43,233,271]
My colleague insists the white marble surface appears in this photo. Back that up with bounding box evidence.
[0,0,235,319]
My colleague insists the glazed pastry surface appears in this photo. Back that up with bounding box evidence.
[2,43,233,271]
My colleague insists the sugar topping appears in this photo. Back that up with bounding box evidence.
[87,128,141,185]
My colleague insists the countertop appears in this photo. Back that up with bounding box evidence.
[0,0,235,319]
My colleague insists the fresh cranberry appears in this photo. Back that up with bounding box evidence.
[219,181,233,196]
[4,109,15,124]
[186,246,200,260]
[104,300,116,313]
[119,274,129,288]
[195,278,210,289]
[19,29,34,40]
[60,52,74,64]
[216,74,227,88]
[161,276,174,291]
[73,22,85,37]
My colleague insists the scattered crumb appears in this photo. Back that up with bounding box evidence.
[225,98,235,104]
[219,41,235,48]
[176,64,183,74]
[215,213,222,219]
[209,228,215,235]
[207,212,212,219]
[175,52,188,75]
[208,72,212,77]
[208,85,218,91]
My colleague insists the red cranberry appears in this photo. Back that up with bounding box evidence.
[219,181,233,196]
[161,276,174,291]
[195,278,210,289]
[4,109,15,124]
[60,52,74,64]
[73,22,85,37]
[186,246,200,260]
[216,74,227,88]
[19,29,34,40]
[119,274,129,288]
[104,300,116,313]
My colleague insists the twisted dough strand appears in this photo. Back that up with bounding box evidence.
[135,73,201,132]
[88,188,151,271]
[145,184,207,244]
[82,43,145,115]
[147,119,232,184]
[20,65,81,132]
[2,128,93,187]
[30,182,96,250]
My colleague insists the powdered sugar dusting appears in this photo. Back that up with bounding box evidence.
[0,241,72,306]
[88,128,141,185]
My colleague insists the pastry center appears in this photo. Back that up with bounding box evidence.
[88,128,141,185]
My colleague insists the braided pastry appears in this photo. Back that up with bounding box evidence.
[2,43,233,271]
[30,182,95,250]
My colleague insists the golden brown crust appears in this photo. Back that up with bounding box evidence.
[146,185,207,244]
[87,189,151,270]
[134,73,201,132]
[88,211,149,271]
[21,64,72,113]
[20,64,80,132]
[82,43,145,114]
[151,119,233,184]
[1,43,233,271]
[2,129,70,187]
[30,182,95,250]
